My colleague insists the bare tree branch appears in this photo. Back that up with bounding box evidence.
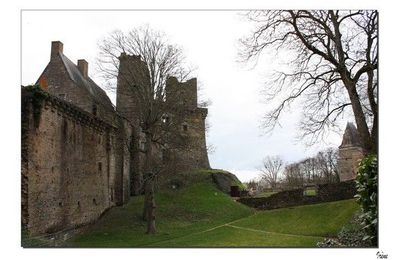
[239,10,378,154]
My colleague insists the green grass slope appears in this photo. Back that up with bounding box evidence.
[151,199,358,247]
[67,169,254,247]
[232,199,359,237]
[67,169,359,247]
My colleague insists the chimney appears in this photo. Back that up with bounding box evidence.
[77,59,88,78]
[51,41,63,59]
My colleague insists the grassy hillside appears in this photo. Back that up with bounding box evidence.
[67,169,359,247]
[67,169,254,247]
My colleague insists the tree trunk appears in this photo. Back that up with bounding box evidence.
[344,81,375,154]
[141,131,157,234]
[146,182,156,234]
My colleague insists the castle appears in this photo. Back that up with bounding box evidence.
[21,41,210,235]
[337,122,364,181]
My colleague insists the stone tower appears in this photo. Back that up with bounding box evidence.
[116,54,210,182]
[116,53,150,195]
[165,77,210,171]
[338,122,365,181]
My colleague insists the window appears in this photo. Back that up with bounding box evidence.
[58,93,66,100]
[98,162,102,173]
[182,123,188,132]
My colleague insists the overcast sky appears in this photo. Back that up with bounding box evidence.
[21,10,348,182]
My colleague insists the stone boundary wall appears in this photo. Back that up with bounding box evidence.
[238,181,356,210]
[21,87,130,235]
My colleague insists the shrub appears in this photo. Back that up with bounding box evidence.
[355,154,378,246]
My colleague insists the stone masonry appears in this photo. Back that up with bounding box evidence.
[21,87,122,234]
[338,122,365,181]
[22,41,210,235]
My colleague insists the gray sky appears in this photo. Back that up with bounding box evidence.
[22,10,347,181]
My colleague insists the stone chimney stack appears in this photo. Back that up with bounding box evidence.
[77,59,88,78]
[51,41,63,59]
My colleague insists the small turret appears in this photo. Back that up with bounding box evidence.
[339,122,361,148]
[337,122,364,182]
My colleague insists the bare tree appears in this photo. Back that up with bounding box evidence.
[97,26,194,234]
[281,148,339,189]
[259,155,284,189]
[282,162,304,189]
[315,148,340,183]
[240,10,377,154]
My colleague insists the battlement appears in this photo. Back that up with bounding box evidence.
[166,76,198,109]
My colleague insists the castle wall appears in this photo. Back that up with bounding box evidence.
[114,117,134,203]
[168,108,210,171]
[166,77,197,109]
[21,88,121,235]
[338,147,364,181]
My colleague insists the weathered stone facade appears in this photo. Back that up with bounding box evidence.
[338,122,365,182]
[21,88,126,234]
[116,54,210,180]
[164,77,210,171]
[22,41,210,235]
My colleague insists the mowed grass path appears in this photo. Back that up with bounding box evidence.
[151,199,358,247]
[67,171,359,247]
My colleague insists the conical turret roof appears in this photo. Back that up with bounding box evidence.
[339,122,361,148]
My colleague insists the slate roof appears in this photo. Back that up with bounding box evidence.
[339,122,362,148]
[59,53,115,112]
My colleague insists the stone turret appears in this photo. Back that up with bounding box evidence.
[338,122,364,181]
[165,76,210,171]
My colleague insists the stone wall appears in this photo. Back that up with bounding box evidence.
[167,108,210,171]
[166,77,197,109]
[21,87,128,235]
[338,147,364,181]
[238,181,356,210]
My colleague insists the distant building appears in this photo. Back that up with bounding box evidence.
[337,122,365,181]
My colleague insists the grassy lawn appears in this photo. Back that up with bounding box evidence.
[232,199,359,237]
[67,170,254,247]
[66,170,359,247]
[152,225,323,247]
